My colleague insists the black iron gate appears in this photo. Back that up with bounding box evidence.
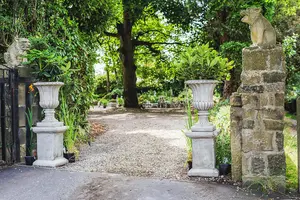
[0,66,19,163]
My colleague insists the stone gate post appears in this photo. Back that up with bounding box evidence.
[231,46,286,191]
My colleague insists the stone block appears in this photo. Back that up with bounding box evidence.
[275,131,284,151]
[242,153,251,175]
[264,83,285,93]
[18,67,33,78]
[242,175,286,193]
[241,94,259,109]
[262,71,285,83]
[258,93,272,108]
[275,93,284,107]
[262,108,284,120]
[267,153,286,176]
[19,106,26,127]
[243,120,254,129]
[18,84,26,106]
[230,93,242,107]
[230,107,243,120]
[242,130,273,152]
[241,71,262,85]
[240,85,264,93]
[264,120,284,130]
[269,47,285,71]
[243,109,257,119]
[230,113,243,181]
[242,48,268,70]
[251,157,266,175]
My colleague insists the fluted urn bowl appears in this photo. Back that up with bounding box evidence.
[34,82,64,109]
[185,80,218,130]
[34,82,64,126]
[185,80,218,111]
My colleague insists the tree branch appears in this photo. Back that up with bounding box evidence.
[134,29,170,40]
[134,40,182,46]
[134,40,182,55]
[104,31,119,37]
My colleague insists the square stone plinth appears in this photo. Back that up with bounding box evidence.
[32,126,68,168]
[186,130,219,177]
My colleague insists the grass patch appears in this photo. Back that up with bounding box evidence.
[284,122,298,190]
[285,113,296,120]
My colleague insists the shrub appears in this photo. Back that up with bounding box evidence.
[209,100,231,166]
[176,43,234,81]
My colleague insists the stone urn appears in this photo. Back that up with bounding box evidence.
[185,80,218,131]
[32,82,68,167]
[185,80,219,177]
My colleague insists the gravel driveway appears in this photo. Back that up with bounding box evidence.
[64,111,188,179]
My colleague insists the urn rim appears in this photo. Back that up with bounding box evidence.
[185,80,218,84]
[33,82,64,86]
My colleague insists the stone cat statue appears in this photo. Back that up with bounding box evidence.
[240,7,276,47]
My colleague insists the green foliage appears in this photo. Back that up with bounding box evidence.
[283,33,300,101]
[59,93,77,152]
[25,107,35,156]
[117,97,124,106]
[101,99,108,107]
[209,99,231,165]
[182,89,197,162]
[176,44,234,81]
[0,0,101,149]
[284,123,298,190]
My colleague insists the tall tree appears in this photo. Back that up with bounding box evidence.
[66,0,203,107]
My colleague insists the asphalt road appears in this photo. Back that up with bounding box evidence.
[0,166,261,200]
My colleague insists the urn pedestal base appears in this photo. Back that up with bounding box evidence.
[186,130,219,177]
[32,125,68,168]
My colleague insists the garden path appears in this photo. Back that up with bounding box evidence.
[64,110,188,179]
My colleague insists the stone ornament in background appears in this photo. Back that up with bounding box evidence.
[32,82,68,167]
[4,38,30,68]
[240,7,276,48]
[185,80,219,177]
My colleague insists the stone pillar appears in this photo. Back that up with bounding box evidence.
[230,93,243,181]
[231,46,286,190]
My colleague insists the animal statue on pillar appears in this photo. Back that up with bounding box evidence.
[240,7,276,48]
[4,38,31,68]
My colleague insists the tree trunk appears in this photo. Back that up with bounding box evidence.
[117,12,138,108]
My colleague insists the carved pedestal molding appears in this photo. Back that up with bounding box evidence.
[185,80,219,177]
[32,82,68,167]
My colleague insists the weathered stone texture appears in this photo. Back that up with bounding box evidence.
[262,108,284,120]
[275,93,285,107]
[275,132,284,151]
[267,153,286,176]
[262,71,285,83]
[230,46,286,190]
[230,94,243,181]
[264,119,284,130]
[242,120,254,129]
[251,157,266,175]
